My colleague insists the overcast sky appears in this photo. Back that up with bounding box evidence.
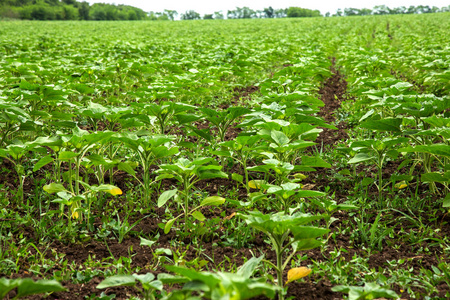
[85,0,449,16]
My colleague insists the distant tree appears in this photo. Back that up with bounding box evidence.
[274,8,287,18]
[334,8,343,16]
[62,0,77,5]
[325,12,330,17]
[227,7,255,19]
[214,11,224,19]
[287,7,321,18]
[344,8,359,16]
[62,4,79,19]
[164,9,177,20]
[359,8,372,15]
[406,6,416,14]
[181,10,200,20]
[416,5,432,13]
[203,13,213,19]
[77,1,89,20]
[148,11,158,20]
[263,6,274,18]
[373,5,390,15]
[156,12,169,20]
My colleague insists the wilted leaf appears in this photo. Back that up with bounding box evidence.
[286,267,311,284]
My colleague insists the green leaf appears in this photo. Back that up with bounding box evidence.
[443,194,450,208]
[58,151,79,160]
[133,273,155,285]
[33,155,54,172]
[191,211,206,222]
[0,278,20,298]
[231,173,243,184]
[236,255,264,279]
[16,279,66,298]
[43,183,67,194]
[348,153,374,164]
[399,144,450,158]
[97,275,136,289]
[164,218,177,234]
[296,190,326,197]
[200,196,225,206]
[140,237,157,248]
[118,162,136,177]
[157,273,189,285]
[158,189,178,207]
[421,172,448,183]
[360,118,402,132]
[301,156,331,168]
[270,130,289,146]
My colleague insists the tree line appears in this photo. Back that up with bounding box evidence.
[0,0,147,20]
[1,1,449,21]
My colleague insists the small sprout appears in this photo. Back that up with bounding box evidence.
[286,267,311,285]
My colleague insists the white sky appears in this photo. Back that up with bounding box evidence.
[85,0,450,16]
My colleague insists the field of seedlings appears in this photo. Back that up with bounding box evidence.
[0,13,449,300]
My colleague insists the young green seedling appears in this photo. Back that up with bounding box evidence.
[156,157,228,234]
[97,273,163,300]
[332,282,399,300]
[43,182,122,231]
[160,256,279,300]
[239,211,328,300]
[114,132,179,205]
[348,137,409,207]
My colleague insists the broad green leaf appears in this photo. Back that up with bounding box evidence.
[157,273,189,284]
[270,130,289,146]
[0,278,20,298]
[97,275,136,289]
[296,190,326,197]
[43,183,67,194]
[164,265,221,289]
[301,156,331,168]
[360,118,402,132]
[399,144,450,158]
[200,196,225,206]
[16,279,66,297]
[133,273,155,284]
[237,255,264,279]
[191,211,206,222]
[118,162,136,177]
[58,151,79,160]
[158,189,178,207]
[33,155,54,172]
[348,153,374,164]
[231,173,243,184]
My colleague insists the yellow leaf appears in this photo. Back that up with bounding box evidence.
[286,267,311,285]
[294,173,307,180]
[248,180,264,189]
[395,181,407,189]
[71,210,79,219]
[106,187,123,196]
